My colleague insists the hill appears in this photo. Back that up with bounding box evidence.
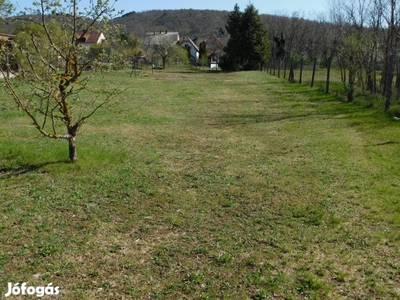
[1,9,231,41]
[1,9,325,59]
[113,9,230,40]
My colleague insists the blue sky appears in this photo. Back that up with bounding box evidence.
[12,0,329,17]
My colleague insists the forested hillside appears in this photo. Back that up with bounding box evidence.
[2,9,320,48]
[111,9,327,61]
[114,9,231,40]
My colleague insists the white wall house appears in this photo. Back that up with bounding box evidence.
[180,36,199,64]
[206,34,226,69]
[145,31,180,44]
[76,32,106,48]
[143,31,180,68]
[0,33,16,77]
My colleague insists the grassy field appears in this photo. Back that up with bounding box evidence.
[0,69,399,299]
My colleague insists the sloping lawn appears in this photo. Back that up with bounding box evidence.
[0,70,399,299]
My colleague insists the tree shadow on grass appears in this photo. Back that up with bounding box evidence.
[206,112,312,126]
[0,160,68,179]
[201,87,388,128]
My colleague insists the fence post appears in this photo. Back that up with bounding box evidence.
[289,59,294,82]
[299,59,303,85]
[283,58,287,79]
[311,58,317,88]
[326,56,332,94]
[278,60,281,78]
[385,52,396,112]
[347,55,355,102]
[273,60,276,76]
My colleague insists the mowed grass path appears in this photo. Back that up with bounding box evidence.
[0,70,399,299]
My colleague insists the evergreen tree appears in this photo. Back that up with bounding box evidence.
[221,4,270,71]
[199,40,207,66]
[221,4,243,70]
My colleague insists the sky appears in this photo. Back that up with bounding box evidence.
[11,0,330,17]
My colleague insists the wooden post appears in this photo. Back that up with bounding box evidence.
[385,53,396,112]
[289,59,294,82]
[326,56,332,94]
[347,56,355,102]
[278,60,281,78]
[283,58,287,79]
[311,58,317,88]
[299,59,303,85]
[6,52,10,79]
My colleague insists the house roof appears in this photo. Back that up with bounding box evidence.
[76,32,105,43]
[180,36,199,52]
[206,34,225,48]
[0,33,15,42]
[145,31,180,44]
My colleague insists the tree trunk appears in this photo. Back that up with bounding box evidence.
[366,68,374,93]
[283,58,286,79]
[311,58,317,88]
[277,60,281,78]
[68,136,77,162]
[299,59,303,84]
[385,53,395,112]
[273,60,276,76]
[326,56,333,94]
[347,56,355,102]
[288,59,295,83]
[395,57,400,100]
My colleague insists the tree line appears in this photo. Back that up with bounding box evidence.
[222,1,400,112]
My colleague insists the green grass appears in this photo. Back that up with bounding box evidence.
[0,70,399,299]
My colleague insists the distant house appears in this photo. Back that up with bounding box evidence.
[206,34,226,69]
[0,33,14,44]
[0,33,16,76]
[144,30,180,45]
[144,30,180,53]
[76,32,108,61]
[76,32,106,48]
[180,36,199,65]
[143,30,180,68]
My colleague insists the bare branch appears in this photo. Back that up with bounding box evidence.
[39,0,65,60]
[3,0,125,161]
[1,69,71,140]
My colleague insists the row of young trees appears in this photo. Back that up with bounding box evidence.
[260,0,400,111]
[329,0,400,110]
[222,1,400,111]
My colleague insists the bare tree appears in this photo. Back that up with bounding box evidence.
[329,0,400,108]
[1,0,123,162]
[378,0,399,111]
